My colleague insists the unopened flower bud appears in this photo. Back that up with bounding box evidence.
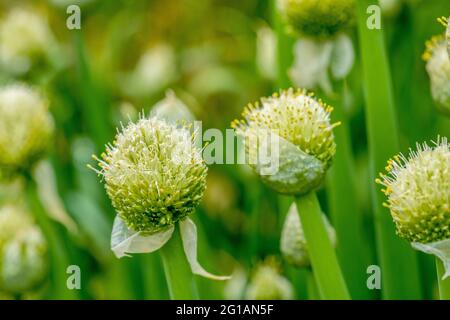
[0,204,48,293]
[0,85,54,180]
[280,203,336,268]
[232,88,338,195]
[278,0,355,39]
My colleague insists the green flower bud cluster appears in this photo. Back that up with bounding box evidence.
[423,35,450,114]
[278,0,355,39]
[0,204,48,293]
[280,203,336,268]
[232,88,339,195]
[377,137,450,244]
[92,117,207,234]
[245,259,293,300]
[0,85,54,180]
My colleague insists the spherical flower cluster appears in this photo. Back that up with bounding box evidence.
[0,8,54,74]
[93,117,207,234]
[0,204,48,293]
[0,85,54,180]
[245,260,293,300]
[232,88,338,195]
[280,203,336,268]
[423,35,450,114]
[278,0,355,39]
[377,137,450,244]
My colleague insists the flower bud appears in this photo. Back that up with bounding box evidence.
[232,88,338,195]
[245,259,293,300]
[278,0,355,39]
[377,137,450,243]
[280,203,336,268]
[0,204,48,293]
[423,35,450,114]
[0,8,54,74]
[0,85,54,180]
[92,117,207,234]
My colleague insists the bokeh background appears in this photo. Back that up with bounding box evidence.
[0,0,449,300]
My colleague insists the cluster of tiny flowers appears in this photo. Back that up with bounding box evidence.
[280,203,336,268]
[0,8,53,68]
[245,260,293,300]
[92,116,207,234]
[0,204,48,293]
[423,35,450,114]
[278,0,355,39]
[232,88,338,169]
[377,137,450,243]
[0,85,54,179]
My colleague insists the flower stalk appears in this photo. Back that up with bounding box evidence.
[295,192,349,300]
[356,0,422,299]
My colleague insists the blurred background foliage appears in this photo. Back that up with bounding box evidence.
[0,0,449,299]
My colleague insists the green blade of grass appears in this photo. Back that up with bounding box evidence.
[295,192,350,300]
[356,0,422,299]
[73,30,112,152]
[326,94,374,300]
[160,224,198,300]
[26,178,79,300]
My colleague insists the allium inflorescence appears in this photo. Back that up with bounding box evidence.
[278,0,355,39]
[377,137,450,243]
[437,16,449,58]
[0,204,48,293]
[423,34,450,114]
[245,259,293,300]
[92,116,207,234]
[0,85,54,179]
[0,8,54,74]
[232,88,339,195]
[280,203,336,268]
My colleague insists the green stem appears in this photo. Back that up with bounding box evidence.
[73,30,111,152]
[356,0,422,299]
[26,178,79,299]
[327,95,373,300]
[160,225,198,300]
[436,258,450,300]
[295,192,349,300]
[306,269,320,300]
[272,0,294,89]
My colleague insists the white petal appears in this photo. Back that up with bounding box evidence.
[111,215,174,259]
[289,38,332,89]
[330,34,355,80]
[179,218,231,281]
[412,239,450,279]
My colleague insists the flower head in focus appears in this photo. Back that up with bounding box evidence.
[232,88,339,195]
[278,0,355,39]
[91,116,207,234]
[0,84,54,180]
[423,35,450,114]
[0,204,48,293]
[377,137,450,244]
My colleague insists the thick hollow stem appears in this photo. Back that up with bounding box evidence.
[356,0,422,299]
[436,258,450,300]
[295,192,349,300]
[160,225,198,300]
